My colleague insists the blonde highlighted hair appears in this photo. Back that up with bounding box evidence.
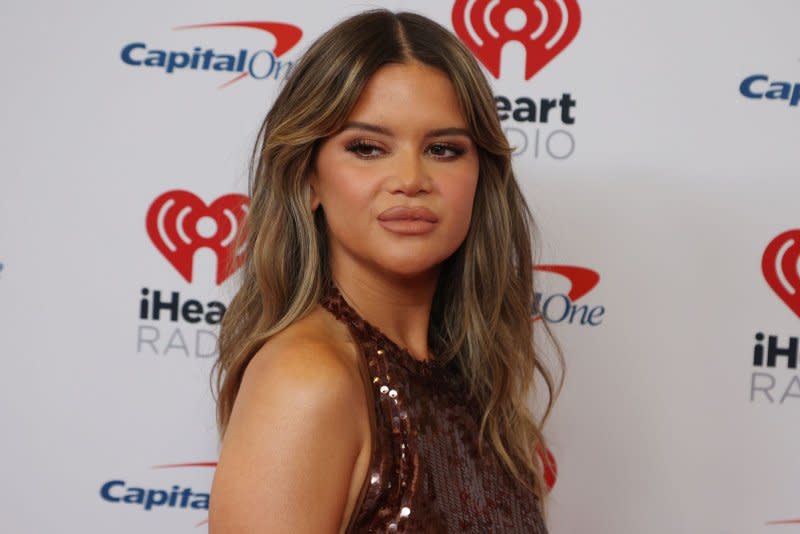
[213,9,563,503]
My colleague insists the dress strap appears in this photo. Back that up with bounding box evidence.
[319,285,444,377]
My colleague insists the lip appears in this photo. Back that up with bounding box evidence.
[377,206,439,223]
[377,206,439,236]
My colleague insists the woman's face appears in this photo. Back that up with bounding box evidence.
[310,62,480,280]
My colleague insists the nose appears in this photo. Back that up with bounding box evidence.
[389,149,431,196]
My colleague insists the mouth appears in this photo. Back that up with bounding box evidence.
[377,206,439,236]
[377,206,438,223]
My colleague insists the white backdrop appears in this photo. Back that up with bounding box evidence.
[2,1,799,532]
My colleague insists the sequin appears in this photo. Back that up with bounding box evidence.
[320,285,547,534]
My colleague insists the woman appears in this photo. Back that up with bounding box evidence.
[209,9,562,533]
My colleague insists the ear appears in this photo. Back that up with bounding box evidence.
[308,171,321,211]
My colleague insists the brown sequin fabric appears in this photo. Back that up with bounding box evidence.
[320,286,548,534]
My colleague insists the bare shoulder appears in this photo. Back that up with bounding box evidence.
[209,306,366,533]
[244,307,362,400]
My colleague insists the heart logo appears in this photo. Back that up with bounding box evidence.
[145,190,249,285]
[452,0,581,80]
[536,445,558,491]
[762,229,800,318]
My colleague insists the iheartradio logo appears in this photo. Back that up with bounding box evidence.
[537,445,558,491]
[762,229,800,318]
[452,0,581,80]
[146,190,249,285]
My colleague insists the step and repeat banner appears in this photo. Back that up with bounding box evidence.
[2,0,799,532]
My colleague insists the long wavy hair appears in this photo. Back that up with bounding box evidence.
[213,9,563,504]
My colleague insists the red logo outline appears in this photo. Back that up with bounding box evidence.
[762,229,800,318]
[535,264,599,302]
[533,264,600,322]
[767,517,800,526]
[452,0,581,80]
[535,445,558,490]
[173,21,302,88]
[146,190,249,285]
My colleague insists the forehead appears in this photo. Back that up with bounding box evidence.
[346,62,468,129]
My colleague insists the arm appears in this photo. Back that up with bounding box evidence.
[208,339,363,533]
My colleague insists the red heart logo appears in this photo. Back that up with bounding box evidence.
[534,444,558,491]
[762,229,800,318]
[145,190,249,285]
[452,0,581,80]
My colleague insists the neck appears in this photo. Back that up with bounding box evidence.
[330,259,439,363]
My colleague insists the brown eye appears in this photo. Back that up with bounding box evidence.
[427,143,465,159]
[345,140,385,159]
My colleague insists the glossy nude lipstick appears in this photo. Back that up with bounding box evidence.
[377,206,439,236]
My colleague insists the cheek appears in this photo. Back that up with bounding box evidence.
[317,168,375,234]
[443,174,479,236]
[314,142,372,209]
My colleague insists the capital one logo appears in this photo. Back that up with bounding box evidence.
[452,0,581,79]
[535,264,598,302]
[762,229,800,318]
[120,21,302,89]
[100,461,216,527]
[146,190,248,285]
[533,264,603,326]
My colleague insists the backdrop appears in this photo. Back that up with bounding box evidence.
[2,1,799,532]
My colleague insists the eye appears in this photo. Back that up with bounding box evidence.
[345,139,385,159]
[427,143,466,160]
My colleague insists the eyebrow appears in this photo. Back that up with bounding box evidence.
[339,121,472,139]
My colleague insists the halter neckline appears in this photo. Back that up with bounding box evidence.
[319,284,444,376]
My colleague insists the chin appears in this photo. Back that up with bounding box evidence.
[373,251,452,280]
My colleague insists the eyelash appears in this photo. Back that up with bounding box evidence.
[344,139,467,160]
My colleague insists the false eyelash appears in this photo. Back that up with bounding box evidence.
[345,139,381,150]
[428,143,466,157]
[344,139,467,159]
[345,139,385,158]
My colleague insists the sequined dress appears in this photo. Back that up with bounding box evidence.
[319,286,548,534]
